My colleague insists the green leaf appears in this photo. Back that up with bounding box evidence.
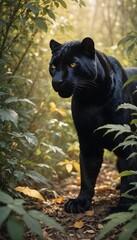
[98,212,134,240]
[29,210,65,233]
[5,97,18,104]
[9,132,38,146]
[5,97,35,106]
[34,17,47,32]
[118,35,136,46]
[26,170,49,185]
[42,142,65,155]
[125,134,137,141]
[118,103,137,111]
[123,75,137,88]
[119,170,137,177]
[129,203,137,211]
[118,219,137,240]
[22,132,38,146]
[0,191,13,204]
[80,0,86,7]
[127,44,135,56]
[130,118,137,125]
[13,199,26,205]
[18,98,35,106]
[96,124,131,138]
[54,1,59,7]
[26,2,39,16]
[45,8,56,20]
[23,213,42,237]
[127,152,137,160]
[7,217,24,240]
[113,140,137,151]
[0,108,18,127]
[8,204,26,215]
[57,0,67,8]
[0,206,11,227]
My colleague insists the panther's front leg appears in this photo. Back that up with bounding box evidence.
[65,145,103,213]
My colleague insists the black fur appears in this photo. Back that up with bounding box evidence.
[49,37,137,213]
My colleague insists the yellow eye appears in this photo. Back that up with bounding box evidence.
[51,64,56,69]
[70,62,77,68]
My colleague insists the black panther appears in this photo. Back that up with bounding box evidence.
[49,37,137,213]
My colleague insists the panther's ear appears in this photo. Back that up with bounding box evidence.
[50,39,61,52]
[81,37,95,55]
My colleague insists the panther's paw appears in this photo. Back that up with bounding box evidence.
[64,197,91,213]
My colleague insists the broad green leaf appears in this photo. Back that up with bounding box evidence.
[23,213,42,237]
[22,132,38,146]
[26,2,39,16]
[0,191,13,204]
[13,199,25,205]
[8,204,26,215]
[0,206,11,226]
[29,210,65,233]
[5,97,35,106]
[9,132,38,146]
[7,217,24,240]
[45,8,56,20]
[0,108,18,127]
[123,75,137,88]
[119,170,137,177]
[9,131,22,138]
[118,219,137,240]
[5,97,18,104]
[57,0,67,8]
[34,17,47,32]
[42,142,65,155]
[98,212,134,240]
[80,0,86,7]
[26,170,49,185]
[54,1,59,7]
[14,171,25,182]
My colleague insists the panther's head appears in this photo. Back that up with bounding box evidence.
[49,37,97,98]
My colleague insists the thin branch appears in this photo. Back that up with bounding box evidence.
[12,40,32,75]
[0,0,22,58]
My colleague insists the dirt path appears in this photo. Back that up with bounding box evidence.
[26,162,121,240]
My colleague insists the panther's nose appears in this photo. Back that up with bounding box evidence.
[52,79,63,91]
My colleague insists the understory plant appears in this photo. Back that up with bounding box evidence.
[97,95,137,239]
[0,0,84,239]
[97,31,137,240]
[0,190,64,240]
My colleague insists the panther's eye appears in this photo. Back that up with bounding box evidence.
[51,64,56,69]
[70,62,77,68]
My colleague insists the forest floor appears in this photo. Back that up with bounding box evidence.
[1,160,137,240]
[25,160,125,240]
